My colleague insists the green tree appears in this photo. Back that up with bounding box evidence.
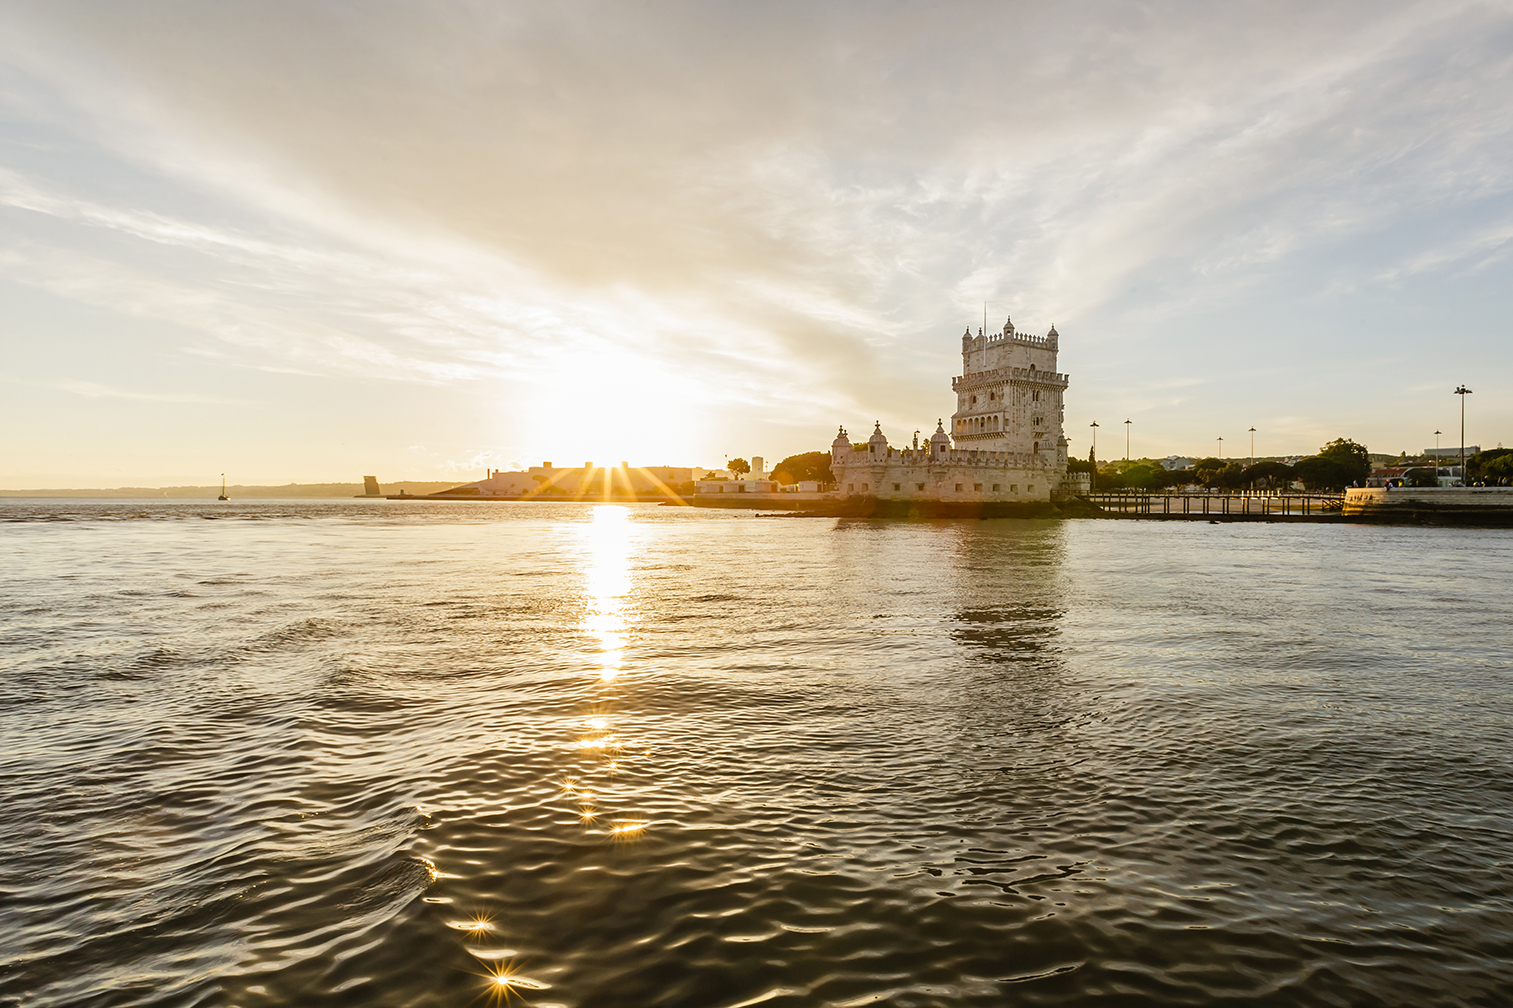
[1241,460,1294,489]
[771,451,835,484]
[1468,448,1513,483]
[1123,463,1161,489]
[1486,455,1513,484]
[1318,438,1370,486]
[1216,463,1246,489]
[728,458,751,476]
[1192,457,1227,487]
[1292,456,1353,491]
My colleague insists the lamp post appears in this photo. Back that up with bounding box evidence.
[1434,430,1441,485]
[1090,421,1098,490]
[1217,436,1224,459]
[1124,419,1131,462]
[1248,427,1256,469]
[1455,386,1472,484]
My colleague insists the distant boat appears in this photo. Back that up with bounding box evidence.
[218,474,230,501]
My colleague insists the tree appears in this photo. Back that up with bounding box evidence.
[1122,463,1162,489]
[771,451,834,485]
[1192,457,1227,488]
[1318,438,1370,486]
[1292,455,1354,491]
[1469,448,1513,483]
[1241,460,1294,489]
[1066,456,1096,474]
[1486,455,1513,484]
[728,458,751,476]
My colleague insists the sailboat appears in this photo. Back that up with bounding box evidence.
[218,474,230,501]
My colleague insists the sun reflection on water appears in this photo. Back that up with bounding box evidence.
[580,506,635,682]
[563,506,656,843]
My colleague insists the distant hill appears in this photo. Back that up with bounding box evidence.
[0,482,461,498]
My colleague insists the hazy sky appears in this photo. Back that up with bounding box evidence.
[2,1,1510,485]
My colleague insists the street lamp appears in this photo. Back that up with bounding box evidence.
[1124,419,1132,461]
[1434,430,1441,485]
[1455,386,1473,484]
[1248,427,1257,469]
[1217,436,1224,459]
[1089,421,1099,490]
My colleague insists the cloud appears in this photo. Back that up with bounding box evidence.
[50,379,240,404]
[0,0,1510,471]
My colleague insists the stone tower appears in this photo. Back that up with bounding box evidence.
[950,318,1068,469]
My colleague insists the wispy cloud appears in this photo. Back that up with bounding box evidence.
[50,379,240,404]
[0,0,1510,482]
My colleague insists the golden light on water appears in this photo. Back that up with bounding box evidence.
[481,962,553,1003]
[579,506,635,682]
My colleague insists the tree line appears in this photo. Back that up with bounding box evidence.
[1085,439,1372,492]
[738,442,1513,491]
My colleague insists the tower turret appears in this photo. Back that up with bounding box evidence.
[831,425,850,467]
[867,422,889,458]
[929,419,952,459]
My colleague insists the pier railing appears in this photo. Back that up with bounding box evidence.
[1086,490,1346,516]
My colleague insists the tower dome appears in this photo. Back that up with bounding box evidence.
[929,419,952,457]
[867,422,889,457]
[832,425,850,450]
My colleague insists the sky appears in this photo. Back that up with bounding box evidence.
[1,0,1510,486]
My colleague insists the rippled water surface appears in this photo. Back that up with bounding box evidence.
[4,499,1513,1008]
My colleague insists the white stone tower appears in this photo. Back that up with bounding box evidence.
[950,317,1068,469]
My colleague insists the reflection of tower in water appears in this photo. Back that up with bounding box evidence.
[949,522,1068,662]
[943,522,1083,776]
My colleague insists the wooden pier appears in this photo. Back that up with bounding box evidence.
[1086,490,1345,519]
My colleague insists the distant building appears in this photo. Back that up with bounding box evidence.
[695,477,779,495]
[437,464,697,497]
[1424,446,1480,457]
[1160,456,1195,471]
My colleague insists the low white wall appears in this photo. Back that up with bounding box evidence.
[1344,487,1513,514]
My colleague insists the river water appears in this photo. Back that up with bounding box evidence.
[3,500,1511,1008]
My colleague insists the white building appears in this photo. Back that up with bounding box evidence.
[830,317,1074,502]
